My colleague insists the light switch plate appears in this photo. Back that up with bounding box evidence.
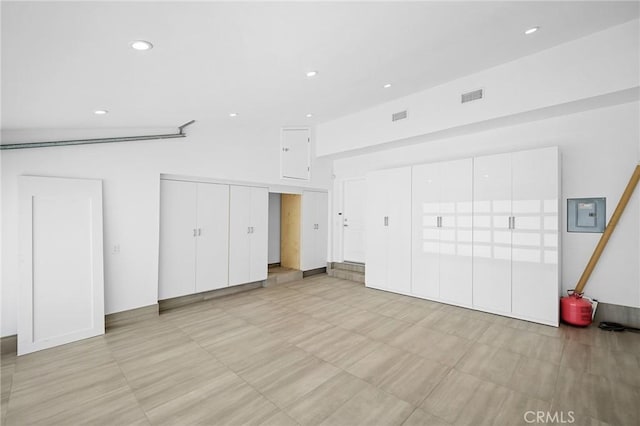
[568,197,606,233]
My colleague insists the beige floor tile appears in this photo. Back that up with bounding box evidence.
[453,380,510,426]
[285,371,369,426]
[240,354,340,408]
[145,371,278,425]
[493,390,550,426]
[319,385,414,426]
[262,312,334,344]
[260,410,300,426]
[551,367,640,425]
[508,356,559,401]
[402,408,451,426]
[477,323,536,357]
[202,325,286,369]
[390,325,472,366]
[455,343,521,386]
[295,326,382,369]
[421,369,484,423]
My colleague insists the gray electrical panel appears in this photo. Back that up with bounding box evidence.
[568,197,606,233]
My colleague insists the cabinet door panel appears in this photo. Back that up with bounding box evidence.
[229,186,252,286]
[249,187,269,282]
[412,163,440,299]
[386,167,412,294]
[314,192,329,269]
[365,171,388,289]
[439,159,473,306]
[159,180,197,299]
[195,183,229,292]
[300,191,316,271]
[473,154,512,313]
[511,147,559,325]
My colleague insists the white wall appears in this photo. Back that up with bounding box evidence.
[317,20,639,157]
[332,101,640,309]
[1,121,331,336]
[268,192,281,264]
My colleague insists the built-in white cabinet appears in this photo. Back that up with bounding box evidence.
[229,185,269,286]
[301,191,329,271]
[364,146,560,326]
[365,167,411,294]
[412,159,473,306]
[473,147,560,325]
[159,180,230,300]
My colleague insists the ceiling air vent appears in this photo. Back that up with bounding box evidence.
[461,89,484,104]
[392,110,408,122]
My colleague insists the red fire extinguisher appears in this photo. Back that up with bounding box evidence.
[560,290,593,327]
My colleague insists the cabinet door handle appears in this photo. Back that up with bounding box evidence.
[250,226,254,234]
[511,216,516,230]
[198,228,202,236]
[247,226,251,234]
[193,228,197,237]
[384,216,389,227]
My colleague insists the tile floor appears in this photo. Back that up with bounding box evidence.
[1,275,639,425]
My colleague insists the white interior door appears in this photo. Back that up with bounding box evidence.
[18,176,104,356]
[281,128,310,180]
[195,183,230,293]
[249,187,268,282]
[229,186,252,285]
[159,180,197,300]
[342,178,366,263]
[439,159,473,306]
[511,147,559,325]
[412,163,441,299]
[473,153,513,313]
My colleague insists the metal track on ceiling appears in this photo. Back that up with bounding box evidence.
[0,120,196,150]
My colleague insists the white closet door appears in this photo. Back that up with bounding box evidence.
[195,183,230,293]
[439,159,473,306]
[249,187,268,282]
[159,180,197,300]
[386,167,412,294]
[300,191,316,271]
[412,163,441,299]
[365,171,388,290]
[473,153,512,313]
[18,176,104,355]
[511,147,559,325]
[229,186,252,286]
[314,192,329,269]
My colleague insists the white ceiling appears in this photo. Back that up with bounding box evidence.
[2,1,638,131]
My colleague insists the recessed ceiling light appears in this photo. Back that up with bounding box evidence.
[94,109,109,115]
[383,83,392,89]
[229,112,238,117]
[524,27,539,35]
[131,40,153,51]
[305,113,313,118]
[306,70,318,78]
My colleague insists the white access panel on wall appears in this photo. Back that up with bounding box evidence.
[301,191,329,270]
[229,185,268,285]
[511,147,559,325]
[366,167,411,294]
[18,176,104,355]
[281,128,310,180]
[473,153,513,314]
